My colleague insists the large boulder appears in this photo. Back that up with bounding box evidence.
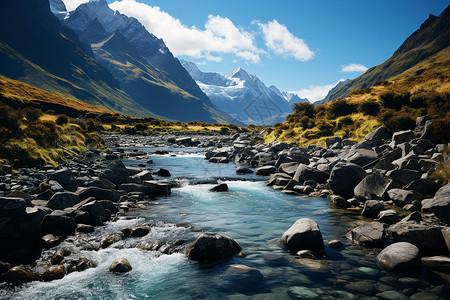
[386,169,421,186]
[280,218,324,252]
[49,168,78,192]
[361,200,385,218]
[118,183,149,195]
[41,214,76,236]
[405,179,440,197]
[377,242,421,276]
[255,166,276,176]
[293,164,329,184]
[186,232,241,263]
[278,162,300,177]
[0,197,28,217]
[391,130,414,146]
[329,162,366,198]
[109,258,132,273]
[46,192,81,211]
[99,161,130,187]
[354,170,399,200]
[388,221,448,256]
[346,149,378,167]
[387,189,422,207]
[76,187,122,202]
[365,126,390,143]
[80,200,109,226]
[347,222,386,247]
[420,184,450,224]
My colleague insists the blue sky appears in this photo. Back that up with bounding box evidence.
[63,0,448,101]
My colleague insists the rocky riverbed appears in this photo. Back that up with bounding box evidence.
[0,126,449,298]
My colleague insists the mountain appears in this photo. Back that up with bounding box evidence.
[282,92,309,104]
[316,79,351,105]
[320,5,450,104]
[181,61,294,125]
[63,0,236,124]
[0,0,154,117]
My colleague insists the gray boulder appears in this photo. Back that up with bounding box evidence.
[361,200,385,218]
[46,192,81,211]
[0,197,28,217]
[186,232,241,263]
[347,222,386,247]
[421,183,450,224]
[280,218,324,252]
[118,183,149,195]
[405,179,440,197]
[347,149,378,167]
[388,221,448,256]
[354,170,399,200]
[365,126,390,143]
[329,162,366,198]
[236,167,253,175]
[293,164,329,184]
[391,130,414,146]
[41,214,76,236]
[377,242,421,275]
[49,168,78,192]
[377,210,401,225]
[387,189,423,207]
[210,183,228,192]
[76,187,122,202]
[99,161,130,187]
[80,200,109,226]
[386,169,421,186]
[255,166,276,176]
[278,162,300,177]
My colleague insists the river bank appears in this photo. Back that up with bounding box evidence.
[0,129,449,299]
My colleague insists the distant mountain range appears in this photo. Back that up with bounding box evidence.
[318,5,450,104]
[181,61,308,125]
[0,0,238,124]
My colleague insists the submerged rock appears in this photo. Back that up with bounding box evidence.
[281,218,324,253]
[109,258,132,273]
[186,232,241,263]
[377,242,421,276]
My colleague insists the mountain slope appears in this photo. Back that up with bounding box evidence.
[64,0,237,124]
[320,5,450,104]
[181,61,294,125]
[0,0,154,117]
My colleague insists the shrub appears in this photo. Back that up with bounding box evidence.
[299,116,314,129]
[55,115,69,125]
[220,127,230,134]
[292,102,315,118]
[428,117,450,144]
[338,116,354,127]
[23,107,42,122]
[379,92,410,110]
[382,112,415,132]
[134,123,148,131]
[358,99,380,116]
[327,99,357,117]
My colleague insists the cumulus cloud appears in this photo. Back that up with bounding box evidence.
[341,63,368,72]
[259,20,314,61]
[61,0,88,11]
[110,0,261,63]
[290,80,345,103]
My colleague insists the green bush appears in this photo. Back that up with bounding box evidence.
[23,107,42,122]
[382,112,415,132]
[327,99,357,117]
[358,99,380,116]
[379,92,410,110]
[55,115,69,125]
[292,102,315,118]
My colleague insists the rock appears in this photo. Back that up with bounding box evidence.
[391,130,415,146]
[354,170,399,200]
[6,266,34,285]
[388,222,448,256]
[278,162,300,177]
[41,214,76,236]
[99,161,130,187]
[421,256,450,273]
[376,291,409,300]
[347,222,386,247]
[344,281,375,295]
[255,166,276,176]
[293,164,329,184]
[365,126,390,143]
[46,192,81,211]
[0,260,11,274]
[330,195,350,208]
[186,232,241,263]
[387,189,422,207]
[361,200,385,218]
[49,168,78,192]
[281,218,324,252]
[405,179,440,197]
[0,197,28,217]
[386,169,421,186]
[377,242,421,276]
[421,183,450,224]
[223,264,264,287]
[130,226,150,237]
[443,227,450,252]
[76,224,95,233]
[118,183,149,195]
[98,200,118,214]
[210,183,228,192]
[327,240,343,248]
[329,162,366,198]
[347,149,378,167]
[236,167,253,174]
[157,168,171,177]
[296,250,323,259]
[42,234,62,249]
[76,187,121,202]
[80,200,108,226]
[287,286,319,299]
[101,233,122,248]
[109,258,132,273]
[377,210,400,225]
[43,265,65,282]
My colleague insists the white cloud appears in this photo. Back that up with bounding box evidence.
[259,20,314,61]
[290,80,345,103]
[61,0,88,11]
[341,63,368,72]
[110,0,261,63]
